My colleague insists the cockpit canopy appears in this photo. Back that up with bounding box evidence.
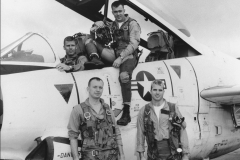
[1,33,56,63]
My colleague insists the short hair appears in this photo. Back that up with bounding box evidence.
[88,77,104,86]
[63,36,77,45]
[151,79,164,90]
[111,0,124,9]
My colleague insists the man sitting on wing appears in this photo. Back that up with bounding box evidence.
[84,0,141,126]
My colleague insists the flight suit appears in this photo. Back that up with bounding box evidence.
[86,15,141,126]
[68,98,123,160]
[109,16,141,105]
[60,54,87,72]
[136,100,189,160]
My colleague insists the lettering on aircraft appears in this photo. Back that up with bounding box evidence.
[134,104,140,112]
[131,71,166,101]
[210,140,229,154]
[222,139,228,145]
[57,151,81,158]
[57,152,72,158]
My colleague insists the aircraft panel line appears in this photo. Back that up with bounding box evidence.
[71,73,80,104]
[162,61,174,97]
[185,57,201,138]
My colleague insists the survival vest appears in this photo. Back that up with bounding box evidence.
[144,102,182,160]
[146,30,175,62]
[111,17,140,57]
[60,55,79,66]
[79,102,119,157]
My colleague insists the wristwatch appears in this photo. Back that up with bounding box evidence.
[119,55,123,60]
[69,65,73,70]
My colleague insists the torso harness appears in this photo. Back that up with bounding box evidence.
[110,18,140,58]
[60,55,79,66]
[144,102,183,160]
[79,102,118,160]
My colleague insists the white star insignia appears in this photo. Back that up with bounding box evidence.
[137,73,152,97]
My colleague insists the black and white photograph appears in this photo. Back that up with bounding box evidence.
[1,0,240,159]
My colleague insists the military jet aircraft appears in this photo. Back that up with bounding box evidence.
[1,0,240,159]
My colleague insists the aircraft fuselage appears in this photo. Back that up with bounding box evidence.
[1,54,240,159]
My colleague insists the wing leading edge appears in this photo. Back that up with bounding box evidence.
[200,85,240,105]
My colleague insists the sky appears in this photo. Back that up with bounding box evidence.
[1,0,240,58]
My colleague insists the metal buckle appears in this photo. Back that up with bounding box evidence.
[177,148,182,153]
[145,111,150,115]
[152,153,156,159]
[92,150,99,156]
[106,110,111,115]
[84,112,91,120]
[123,26,128,30]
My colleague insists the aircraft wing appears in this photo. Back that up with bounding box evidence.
[200,85,240,104]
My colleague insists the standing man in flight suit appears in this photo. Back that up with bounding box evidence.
[136,80,189,160]
[68,77,125,160]
[84,0,141,126]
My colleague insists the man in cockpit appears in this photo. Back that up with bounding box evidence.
[84,0,141,126]
[56,35,88,72]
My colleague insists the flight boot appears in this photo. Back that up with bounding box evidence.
[117,104,131,126]
[84,54,105,70]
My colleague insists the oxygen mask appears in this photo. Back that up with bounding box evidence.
[96,26,112,45]
[169,114,185,131]
[114,29,124,40]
